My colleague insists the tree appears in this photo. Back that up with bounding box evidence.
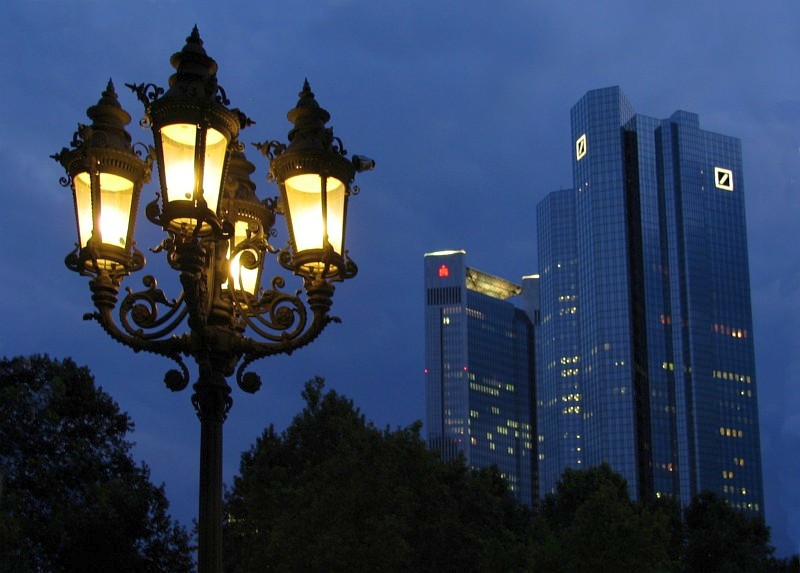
[683,490,775,573]
[223,377,529,572]
[531,464,678,572]
[0,355,192,572]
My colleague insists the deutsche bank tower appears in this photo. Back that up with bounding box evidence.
[536,87,764,514]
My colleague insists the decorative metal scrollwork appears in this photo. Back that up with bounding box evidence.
[120,275,188,340]
[233,274,308,341]
[331,135,347,156]
[252,140,286,161]
[125,82,165,106]
[215,84,231,106]
[164,366,191,392]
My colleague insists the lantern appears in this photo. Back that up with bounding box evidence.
[221,148,273,297]
[54,80,150,275]
[269,81,357,280]
[145,26,241,236]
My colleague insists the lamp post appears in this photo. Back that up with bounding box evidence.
[52,27,373,573]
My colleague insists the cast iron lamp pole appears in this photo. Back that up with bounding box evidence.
[52,27,373,573]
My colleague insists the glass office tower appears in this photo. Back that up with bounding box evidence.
[424,250,537,505]
[536,87,764,515]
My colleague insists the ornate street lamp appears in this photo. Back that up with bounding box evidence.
[53,27,373,573]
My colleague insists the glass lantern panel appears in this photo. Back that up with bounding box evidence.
[325,177,346,254]
[160,123,197,204]
[202,128,227,215]
[284,174,346,254]
[224,220,260,295]
[73,172,94,248]
[97,172,135,248]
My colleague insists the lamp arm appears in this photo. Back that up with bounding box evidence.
[233,306,339,394]
[230,275,309,342]
[85,272,192,390]
[119,275,190,340]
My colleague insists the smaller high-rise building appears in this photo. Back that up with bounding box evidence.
[424,250,538,505]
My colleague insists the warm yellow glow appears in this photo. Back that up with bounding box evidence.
[284,174,345,254]
[160,124,227,215]
[224,221,260,295]
[161,123,196,204]
[74,172,93,248]
[202,128,227,213]
[74,171,134,248]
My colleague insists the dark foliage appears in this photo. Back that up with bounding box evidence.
[531,464,678,572]
[683,490,774,573]
[223,377,529,572]
[223,377,796,572]
[0,355,192,572]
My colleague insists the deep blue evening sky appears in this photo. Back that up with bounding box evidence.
[2,0,798,557]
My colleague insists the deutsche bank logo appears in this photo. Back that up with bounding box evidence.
[714,167,734,191]
[576,134,587,161]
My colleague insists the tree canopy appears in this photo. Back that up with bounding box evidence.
[223,377,529,572]
[0,355,192,572]
[683,490,775,573]
[224,377,796,573]
[531,464,679,572]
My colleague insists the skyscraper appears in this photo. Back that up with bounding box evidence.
[536,86,764,515]
[424,250,538,505]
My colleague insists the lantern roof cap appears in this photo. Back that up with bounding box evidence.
[84,80,135,152]
[51,79,143,175]
[284,80,338,153]
[225,146,257,200]
[165,26,220,101]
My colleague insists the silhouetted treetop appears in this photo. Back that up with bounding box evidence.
[0,355,192,572]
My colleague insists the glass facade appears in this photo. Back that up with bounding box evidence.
[424,251,538,506]
[535,87,764,515]
[535,190,583,496]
